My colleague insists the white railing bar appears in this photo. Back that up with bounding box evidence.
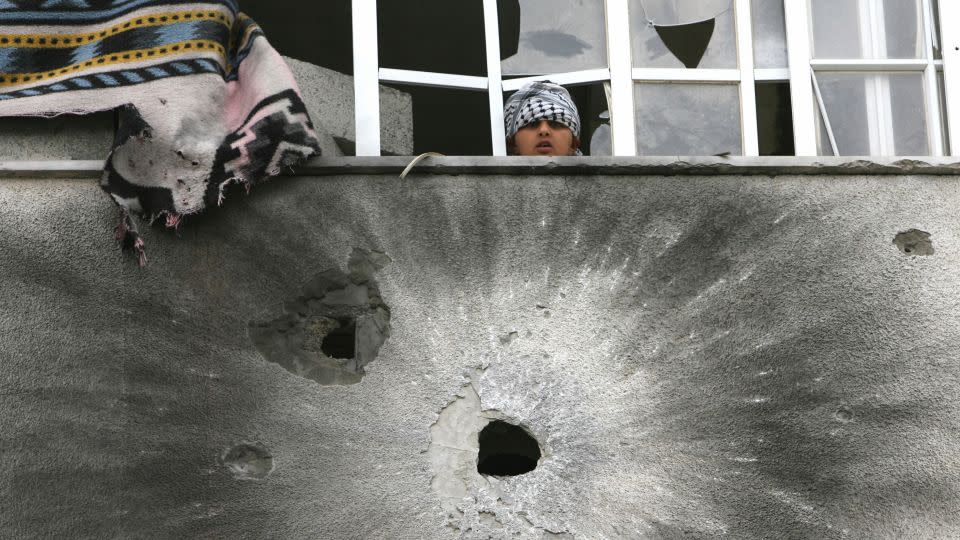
[784,0,818,155]
[631,68,742,82]
[810,59,929,72]
[922,0,944,156]
[605,0,637,156]
[482,0,507,156]
[736,0,759,156]
[500,69,612,92]
[754,68,791,81]
[811,69,840,156]
[352,0,381,156]
[377,68,489,91]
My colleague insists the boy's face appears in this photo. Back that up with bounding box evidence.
[510,119,580,156]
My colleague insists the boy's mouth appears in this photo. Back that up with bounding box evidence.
[536,141,554,151]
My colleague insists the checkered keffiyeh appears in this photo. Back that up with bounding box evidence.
[503,81,581,140]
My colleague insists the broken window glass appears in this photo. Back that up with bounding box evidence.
[634,0,732,26]
[377,1,488,76]
[750,0,787,69]
[814,73,930,155]
[629,0,736,69]
[499,0,607,76]
[634,83,742,155]
[811,0,924,59]
[756,82,794,155]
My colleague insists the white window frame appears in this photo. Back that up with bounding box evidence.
[786,0,953,156]
[353,0,957,158]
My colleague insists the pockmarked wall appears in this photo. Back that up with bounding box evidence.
[2,161,959,538]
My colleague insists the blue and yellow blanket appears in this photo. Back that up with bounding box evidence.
[0,1,321,264]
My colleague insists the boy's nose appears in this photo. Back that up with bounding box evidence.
[536,120,552,134]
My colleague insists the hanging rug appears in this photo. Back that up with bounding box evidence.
[0,0,322,265]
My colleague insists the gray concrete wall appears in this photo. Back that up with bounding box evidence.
[2,171,959,538]
[0,113,114,160]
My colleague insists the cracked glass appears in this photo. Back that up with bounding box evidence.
[634,83,742,155]
[751,0,787,69]
[500,0,607,76]
[815,73,929,155]
[629,0,736,68]
[811,0,925,59]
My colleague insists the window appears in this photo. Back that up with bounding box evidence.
[351,0,959,157]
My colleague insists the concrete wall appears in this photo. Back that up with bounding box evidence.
[2,168,959,538]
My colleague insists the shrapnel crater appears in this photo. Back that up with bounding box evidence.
[893,229,934,256]
[249,248,392,385]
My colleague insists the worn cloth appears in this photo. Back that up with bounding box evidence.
[503,81,581,141]
[0,0,321,265]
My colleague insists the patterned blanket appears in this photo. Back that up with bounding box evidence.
[0,0,322,265]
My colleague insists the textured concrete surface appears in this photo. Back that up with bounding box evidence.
[2,173,960,538]
[285,56,414,156]
[0,113,114,160]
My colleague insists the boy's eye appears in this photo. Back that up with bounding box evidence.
[548,120,564,129]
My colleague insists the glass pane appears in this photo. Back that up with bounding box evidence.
[815,73,929,155]
[630,0,737,68]
[500,0,607,76]
[634,83,742,155]
[938,71,949,152]
[635,0,732,26]
[931,0,942,59]
[811,0,925,59]
[751,0,787,68]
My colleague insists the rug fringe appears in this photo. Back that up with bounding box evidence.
[114,211,148,268]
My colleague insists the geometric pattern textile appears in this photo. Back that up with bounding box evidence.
[0,1,322,265]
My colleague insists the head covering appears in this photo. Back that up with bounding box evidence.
[503,81,581,140]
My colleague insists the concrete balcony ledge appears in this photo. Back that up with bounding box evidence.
[4,155,960,179]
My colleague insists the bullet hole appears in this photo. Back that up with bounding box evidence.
[320,317,356,359]
[220,442,273,480]
[477,420,541,476]
[499,331,519,345]
[249,248,392,385]
[893,229,934,256]
[834,406,854,423]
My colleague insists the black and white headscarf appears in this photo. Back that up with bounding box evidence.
[503,81,581,144]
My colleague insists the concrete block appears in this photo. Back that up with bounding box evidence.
[0,113,114,160]
[285,56,414,156]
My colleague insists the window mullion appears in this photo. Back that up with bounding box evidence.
[784,0,818,155]
[352,0,381,156]
[605,0,637,156]
[735,0,759,156]
[937,0,960,155]
[483,0,506,156]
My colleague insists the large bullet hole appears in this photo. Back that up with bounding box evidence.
[477,420,541,476]
[321,317,356,359]
[893,229,934,256]
[221,442,273,480]
[249,248,392,385]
